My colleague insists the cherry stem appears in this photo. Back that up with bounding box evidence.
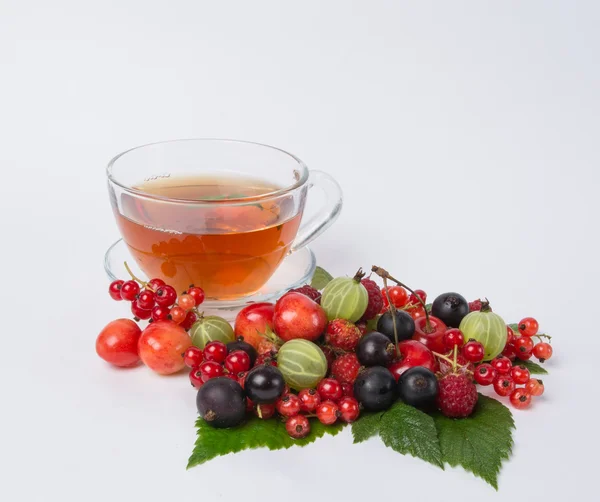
[372,265,431,331]
[381,276,401,358]
[124,261,149,288]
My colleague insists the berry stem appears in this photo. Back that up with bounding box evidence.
[382,276,401,358]
[371,265,431,330]
[124,261,149,288]
[432,351,455,365]
[453,344,458,369]
[532,333,552,341]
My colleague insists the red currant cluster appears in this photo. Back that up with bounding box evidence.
[108,267,205,329]
[380,285,428,321]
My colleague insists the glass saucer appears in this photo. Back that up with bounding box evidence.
[104,239,316,321]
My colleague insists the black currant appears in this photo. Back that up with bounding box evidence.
[353,366,397,411]
[196,377,246,428]
[397,367,439,410]
[356,331,396,367]
[377,310,415,343]
[227,338,258,367]
[431,292,469,328]
[244,365,285,404]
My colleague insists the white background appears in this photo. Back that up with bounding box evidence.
[1,1,599,500]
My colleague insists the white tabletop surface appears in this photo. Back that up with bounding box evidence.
[1,1,599,500]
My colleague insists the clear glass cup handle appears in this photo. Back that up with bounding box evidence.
[291,170,343,253]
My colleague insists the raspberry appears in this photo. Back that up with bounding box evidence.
[468,299,492,312]
[436,373,478,418]
[331,353,361,384]
[325,319,362,351]
[321,346,335,373]
[355,321,368,336]
[360,278,384,321]
[289,285,321,304]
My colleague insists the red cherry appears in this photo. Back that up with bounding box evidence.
[234,302,275,349]
[285,415,310,439]
[187,286,205,306]
[120,280,140,301]
[199,361,225,382]
[131,300,152,320]
[387,340,435,380]
[338,396,360,423]
[298,388,321,412]
[473,363,496,386]
[155,285,177,307]
[183,346,204,368]
[109,280,124,301]
[462,340,485,363]
[272,293,327,342]
[443,328,465,349]
[412,316,447,353]
[204,341,228,363]
[189,367,204,389]
[491,356,512,374]
[316,400,340,425]
[317,378,343,401]
[276,394,302,417]
[96,319,142,367]
[225,350,251,374]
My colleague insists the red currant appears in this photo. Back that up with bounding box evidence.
[254,403,275,419]
[532,342,553,362]
[491,356,512,375]
[183,346,204,368]
[473,363,496,386]
[155,285,177,307]
[276,394,302,417]
[317,378,343,402]
[338,396,360,423]
[462,340,485,363]
[316,400,340,425]
[443,328,465,349]
[409,289,427,306]
[137,290,155,310]
[510,365,531,385]
[381,286,409,308]
[298,388,321,412]
[510,388,532,409]
[170,306,187,324]
[518,317,539,337]
[502,343,517,362]
[204,341,228,363]
[225,350,251,374]
[109,280,124,301]
[525,378,544,396]
[514,336,534,360]
[151,305,171,322]
[187,286,205,306]
[131,300,152,320]
[285,415,310,439]
[146,278,166,291]
[493,375,515,397]
[223,373,238,382]
[506,325,515,345]
[178,294,195,312]
[341,382,354,398]
[180,311,197,331]
[199,360,225,382]
[410,307,427,321]
[120,280,140,301]
[237,371,247,389]
[189,367,204,389]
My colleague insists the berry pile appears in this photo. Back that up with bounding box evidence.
[97,263,555,440]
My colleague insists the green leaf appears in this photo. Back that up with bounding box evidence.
[187,415,344,469]
[508,323,519,332]
[379,402,444,468]
[311,266,333,290]
[425,303,432,313]
[433,395,514,490]
[351,402,444,468]
[513,359,548,375]
[365,315,380,332]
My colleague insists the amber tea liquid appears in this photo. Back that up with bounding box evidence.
[115,175,302,299]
